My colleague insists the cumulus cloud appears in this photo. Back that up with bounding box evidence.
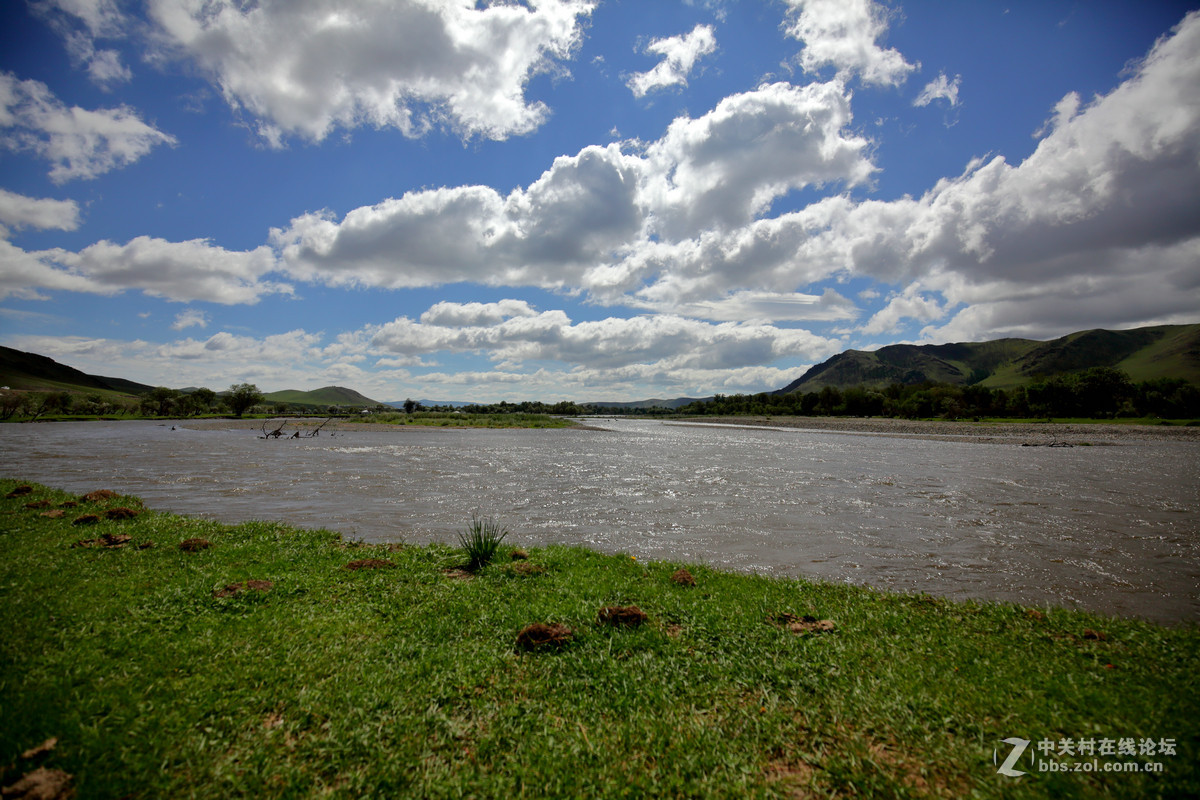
[30,0,132,88]
[627,24,717,97]
[0,236,290,304]
[170,308,209,330]
[781,0,916,86]
[914,71,960,107]
[145,0,595,143]
[274,80,873,301]
[0,189,80,233]
[0,72,175,182]
[370,303,842,373]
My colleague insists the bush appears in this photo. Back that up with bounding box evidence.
[457,513,508,571]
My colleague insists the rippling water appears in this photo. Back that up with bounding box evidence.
[3,418,1197,623]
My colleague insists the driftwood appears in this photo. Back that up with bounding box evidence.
[259,418,335,440]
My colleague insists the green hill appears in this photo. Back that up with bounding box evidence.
[779,323,1200,393]
[0,346,153,397]
[262,386,383,408]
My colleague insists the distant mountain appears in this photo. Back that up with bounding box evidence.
[778,323,1200,394]
[263,386,383,408]
[0,346,154,395]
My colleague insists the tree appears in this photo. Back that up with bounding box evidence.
[143,386,179,417]
[225,383,264,417]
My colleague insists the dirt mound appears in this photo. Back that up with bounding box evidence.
[671,568,695,586]
[213,579,275,598]
[40,510,65,519]
[5,485,34,498]
[82,490,119,502]
[516,622,574,651]
[70,514,100,526]
[104,507,139,520]
[345,558,394,570]
[510,548,529,560]
[510,562,546,576]
[23,500,52,509]
[598,605,648,628]
[73,533,132,549]
[771,613,836,635]
[1,767,73,800]
[178,538,211,552]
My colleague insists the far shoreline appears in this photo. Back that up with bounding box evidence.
[660,415,1200,445]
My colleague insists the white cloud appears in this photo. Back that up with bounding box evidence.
[274,81,874,302]
[0,236,290,304]
[914,71,960,107]
[781,0,916,86]
[30,0,132,87]
[629,288,858,323]
[145,0,595,143]
[0,189,80,233]
[0,72,175,182]
[627,24,717,97]
[170,309,209,330]
[860,283,947,335]
[371,304,842,373]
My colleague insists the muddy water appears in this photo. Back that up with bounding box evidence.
[2,418,1196,623]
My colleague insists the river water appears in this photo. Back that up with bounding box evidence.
[2,418,1197,624]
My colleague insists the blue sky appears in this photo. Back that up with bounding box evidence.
[1,1,1198,402]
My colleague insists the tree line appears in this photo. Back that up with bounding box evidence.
[675,368,1199,420]
[1,383,266,421]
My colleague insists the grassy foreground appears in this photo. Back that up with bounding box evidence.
[1,480,1196,799]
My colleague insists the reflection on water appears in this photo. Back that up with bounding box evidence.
[2,418,1197,623]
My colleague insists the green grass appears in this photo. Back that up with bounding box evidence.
[1,479,1196,798]
[359,411,576,429]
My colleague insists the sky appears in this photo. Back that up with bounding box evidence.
[1,1,1198,403]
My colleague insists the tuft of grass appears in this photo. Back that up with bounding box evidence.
[457,512,508,571]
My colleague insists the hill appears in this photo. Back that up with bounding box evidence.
[0,346,153,396]
[263,386,383,408]
[779,323,1200,393]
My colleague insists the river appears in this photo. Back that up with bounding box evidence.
[2,418,1197,624]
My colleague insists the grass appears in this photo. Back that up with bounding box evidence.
[1,478,1197,799]
[457,513,508,571]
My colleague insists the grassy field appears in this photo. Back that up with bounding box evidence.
[1,479,1196,798]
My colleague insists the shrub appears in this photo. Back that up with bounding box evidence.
[458,513,508,571]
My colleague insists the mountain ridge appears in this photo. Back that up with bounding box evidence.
[778,323,1200,394]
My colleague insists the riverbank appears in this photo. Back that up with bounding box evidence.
[2,479,1196,798]
[673,415,1200,445]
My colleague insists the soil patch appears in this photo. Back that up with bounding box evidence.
[516,623,574,651]
[5,485,34,498]
[441,568,474,580]
[82,490,119,502]
[213,580,274,598]
[345,558,394,570]
[39,510,65,519]
[23,500,52,510]
[510,548,529,561]
[73,533,132,549]
[671,568,696,586]
[1,767,73,800]
[104,507,139,520]
[598,605,649,628]
[771,613,836,635]
[178,538,211,552]
[70,514,100,526]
